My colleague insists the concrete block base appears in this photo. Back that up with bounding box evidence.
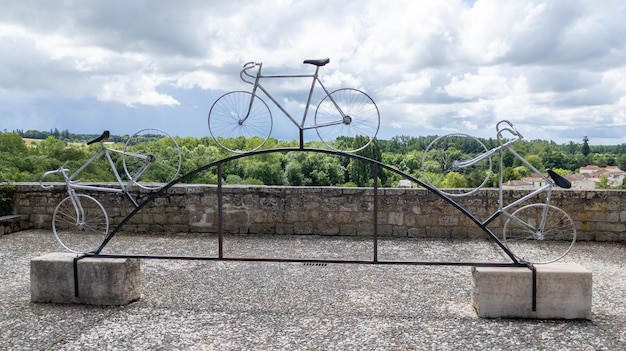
[471,263,592,319]
[31,252,141,305]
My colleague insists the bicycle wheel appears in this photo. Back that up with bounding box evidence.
[315,88,380,152]
[123,128,182,190]
[421,133,491,197]
[208,91,272,153]
[503,204,576,264]
[53,194,109,254]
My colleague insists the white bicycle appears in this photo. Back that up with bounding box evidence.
[421,120,576,264]
[208,58,380,153]
[40,129,182,253]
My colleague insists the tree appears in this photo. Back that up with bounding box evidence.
[347,136,386,187]
[616,153,626,171]
[397,150,422,174]
[242,153,284,185]
[512,166,531,178]
[524,154,544,172]
[2,128,626,187]
[36,136,66,159]
[566,141,578,155]
[582,136,590,157]
[284,160,304,186]
[0,133,28,154]
[297,153,345,186]
[595,175,611,189]
[441,172,467,188]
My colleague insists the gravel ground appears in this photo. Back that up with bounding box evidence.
[1,230,624,351]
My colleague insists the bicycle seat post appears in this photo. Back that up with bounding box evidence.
[300,60,326,139]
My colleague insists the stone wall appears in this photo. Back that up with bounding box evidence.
[11,183,626,241]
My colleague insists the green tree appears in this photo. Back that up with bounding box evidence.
[347,137,386,186]
[243,154,284,185]
[616,154,626,171]
[36,136,67,159]
[502,167,518,182]
[298,153,345,186]
[565,141,578,155]
[595,175,612,189]
[0,133,28,154]
[284,159,305,186]
[441,172,467,188]
[524,154,544,172]
[512,166,531,179]
[398,150,423,175]
[582,136,590,157]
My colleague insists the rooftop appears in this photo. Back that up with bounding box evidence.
[1,230,624,350]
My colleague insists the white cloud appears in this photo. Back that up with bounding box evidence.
[98,75,179,107]
[0,0,625,144]
[443,68,511,100]
[381,73,432,102]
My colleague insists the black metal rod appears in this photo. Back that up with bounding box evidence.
[373,163,379,263]
[91,147,522,266]
[218,163,223,259]
[531,264,537,311]
[72,255,88,298]
[92,253,526,268]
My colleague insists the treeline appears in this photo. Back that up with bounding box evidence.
[1,130,625,189]
[11,128,626,159]
[11,128,127,143]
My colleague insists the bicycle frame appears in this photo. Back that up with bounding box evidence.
[41,141,140,208]
[240,62,347,130]
[468,121,557,230]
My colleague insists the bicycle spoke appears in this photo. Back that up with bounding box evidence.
[315,88,379,152]
[208,91,272,153]
[53,194,109,253]
[421,134,491,196]
[503,204,576,264]
[123,128,182,190]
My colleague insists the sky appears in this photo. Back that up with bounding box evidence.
[0,0,625,145]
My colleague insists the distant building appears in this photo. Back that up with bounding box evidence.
[507,166,626,190]
[579,165,603,174]
[521,174,547,188]
[502,179,534,190]
[579,165,625,188]
[567,174,596,190]
[398,179,413,188]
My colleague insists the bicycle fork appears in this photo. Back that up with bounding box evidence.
[241,63,266,124]
[67,189,88,231]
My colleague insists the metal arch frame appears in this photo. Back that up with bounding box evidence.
[73,147,538,310]
[87,147,525,265]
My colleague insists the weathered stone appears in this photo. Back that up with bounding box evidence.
[471,263,592,319]
[9,183,626,241]
[31,252,141,305]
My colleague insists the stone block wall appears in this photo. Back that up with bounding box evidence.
[11,183,626,241]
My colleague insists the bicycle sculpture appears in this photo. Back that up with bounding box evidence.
[40,129,182,253]
[208,58,380,153]
[421,120,576,264]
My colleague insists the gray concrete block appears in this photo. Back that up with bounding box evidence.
[31,252,141,305]
[471,263,592,319]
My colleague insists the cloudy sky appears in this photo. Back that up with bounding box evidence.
[1,0,625,145]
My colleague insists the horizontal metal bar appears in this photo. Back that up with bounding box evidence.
[91,254,524,268]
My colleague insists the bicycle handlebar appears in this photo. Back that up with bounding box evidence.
[39,168,69,189]
[496,120,523,143]
[87,130,110,145]
[240,61,261,85]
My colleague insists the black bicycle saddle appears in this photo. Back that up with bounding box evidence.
[303,58,330,66]
[87,130,110,145]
